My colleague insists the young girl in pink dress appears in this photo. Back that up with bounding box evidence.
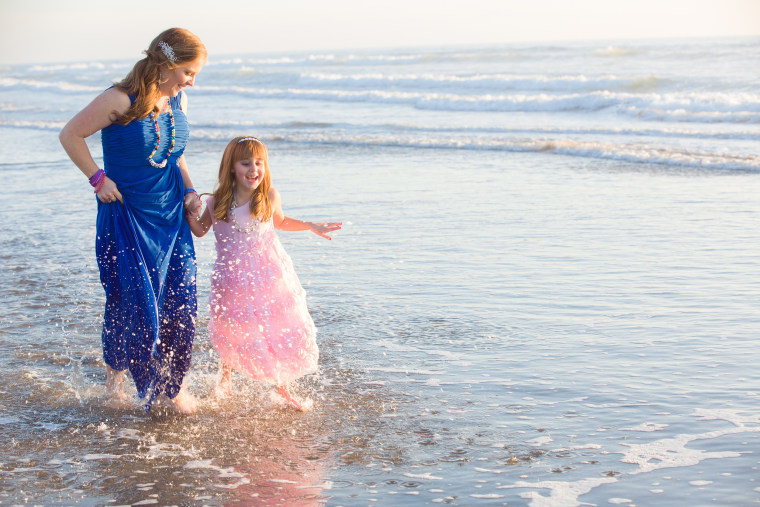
[186,136,341,410]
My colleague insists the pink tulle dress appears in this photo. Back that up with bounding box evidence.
[206,196,318,386]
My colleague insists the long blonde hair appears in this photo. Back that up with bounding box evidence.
[112,28,207,125]
[213,137,273,222]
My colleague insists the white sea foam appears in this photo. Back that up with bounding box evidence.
[404,472,443,480]
[184,459,252,489]
[0,119,66,130]
[216,477,251,489]
[212,56,298,66]
[693,408,760,426]
[551,444,602,452]
[190,128,760,172]
[195,84,760,122]
[28,62,127,72]
[189,119,760,142]
[622,422,668,432]
[499,477,618,507]
[83,453,120,460]
[527,436,554,446]
[184,459,217,470]
[297,71,668,93]
[0,77,102,93]
[620,421,760,474]
[541,397,589,406]
[297,481,333,489]
[367,367,443,375]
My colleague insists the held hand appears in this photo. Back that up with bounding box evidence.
[184,192,201,216]
[309,221,342,240]
[185,206,201,221]
[96,177,122,203]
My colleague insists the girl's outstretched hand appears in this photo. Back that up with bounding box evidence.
[310,222,342,240]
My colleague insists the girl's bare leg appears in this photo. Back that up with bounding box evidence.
[218,363,233,395]
[277,384,304,411]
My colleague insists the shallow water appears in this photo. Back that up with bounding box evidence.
[2,38,760,505]
[2,143,759,505]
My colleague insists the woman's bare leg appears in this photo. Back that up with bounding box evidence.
[169,385,197,414]
[104,365,130,407]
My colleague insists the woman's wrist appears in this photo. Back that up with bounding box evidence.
[184,187,197,196]
[94,176,106,193]
[89,169,105,188]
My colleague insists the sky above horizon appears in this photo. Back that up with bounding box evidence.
[1,0,758,65]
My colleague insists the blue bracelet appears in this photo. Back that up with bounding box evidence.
[184,188,197,196]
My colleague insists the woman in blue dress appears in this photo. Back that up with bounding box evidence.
[59,28,206,413]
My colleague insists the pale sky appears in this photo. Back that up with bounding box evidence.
[1,0,758,64]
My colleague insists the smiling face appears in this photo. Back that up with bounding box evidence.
[159,57,205,97]
[232,155,267,201]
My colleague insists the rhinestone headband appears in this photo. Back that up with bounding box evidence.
[238,137,261,143]
[158,41,176,63]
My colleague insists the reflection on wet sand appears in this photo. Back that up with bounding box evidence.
[221,434,330,505]
[182,369,334,505]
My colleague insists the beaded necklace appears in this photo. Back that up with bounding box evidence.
[229,199,261,234]
[147,99,175,169]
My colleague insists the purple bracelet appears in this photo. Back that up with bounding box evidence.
[89,169,105,187]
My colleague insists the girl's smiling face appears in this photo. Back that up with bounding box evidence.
[233,156,267,197]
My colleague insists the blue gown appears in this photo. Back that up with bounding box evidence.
[97,92,196,411]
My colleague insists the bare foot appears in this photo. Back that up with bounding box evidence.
[216,379,232,398]
[104,366,131,408]
[169,388,197,414]
[217,364,232,396]
[277,385,305,411]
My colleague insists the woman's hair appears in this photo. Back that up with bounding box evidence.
[213,137,273,223]
[112,28,207,125]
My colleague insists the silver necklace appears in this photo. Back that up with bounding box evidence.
[229,199,260,234]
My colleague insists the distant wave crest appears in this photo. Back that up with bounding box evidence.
[0,77,103,93]
[188,127,760,173]
[195,84,760,123]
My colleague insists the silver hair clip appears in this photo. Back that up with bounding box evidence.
[237,137,261,143]
[158,41,177,63]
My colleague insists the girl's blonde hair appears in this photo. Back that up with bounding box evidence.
[213,137,273,222]
[113,28,207,125]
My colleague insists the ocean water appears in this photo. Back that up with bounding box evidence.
[1,37,759,505]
